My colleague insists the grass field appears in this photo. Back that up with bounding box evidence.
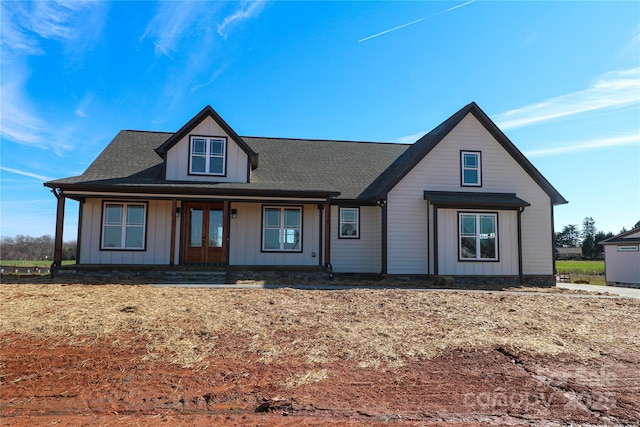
[556,260,605,274]
[556,260,605,285]
[0,260,75,267]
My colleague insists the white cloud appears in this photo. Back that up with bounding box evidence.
[141,2,205,59]
[523,134,639,158]
[493,68,640,130]
[393,131,427,144]
[0,1,100,55]
[217,1,267,39]
[0,166,53,183]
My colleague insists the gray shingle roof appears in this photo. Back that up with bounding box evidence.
[44,102,566,205]
[45,130,408,200]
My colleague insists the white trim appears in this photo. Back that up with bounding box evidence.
[461,151,481,186]
[339,207,359,238]
[189,136,227,176]
[101,202,147,250]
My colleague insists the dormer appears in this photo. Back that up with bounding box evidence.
[155,106,258,183]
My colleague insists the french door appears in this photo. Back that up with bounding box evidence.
[183,202,227,264]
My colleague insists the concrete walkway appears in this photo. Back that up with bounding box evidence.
[557,282,640,299]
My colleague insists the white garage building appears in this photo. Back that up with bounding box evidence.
[601,227,640,288]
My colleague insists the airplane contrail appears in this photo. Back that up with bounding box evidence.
[358,0,477,42]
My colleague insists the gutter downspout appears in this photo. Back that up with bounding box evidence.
[379,199,388,277]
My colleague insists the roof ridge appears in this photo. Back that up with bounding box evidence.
[122,129,174,134]
[242,135,409,145]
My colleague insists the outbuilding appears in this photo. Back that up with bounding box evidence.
[601,228,640,287]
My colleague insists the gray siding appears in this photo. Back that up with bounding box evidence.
[79,199,173,264]
[387,114,554,275]
[165,116,249,182]
[436,208,518,275]
[330,206,381,273]
[229,202,320,266]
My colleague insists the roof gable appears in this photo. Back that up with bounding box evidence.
[601,227,640,244]
[155,105,258,169]
[360,102,568,205]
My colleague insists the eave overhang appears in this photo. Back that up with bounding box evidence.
[44,181,340,201]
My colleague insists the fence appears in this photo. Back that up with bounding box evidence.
[0,265,51,275]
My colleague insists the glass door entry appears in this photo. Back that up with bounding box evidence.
[183,202,226,264]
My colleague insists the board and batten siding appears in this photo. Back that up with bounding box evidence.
[165,116,249,182]
[228,202,320,266]
[330,206,381,273]
[436,209,518,275]
[79,199,174,264]
[386,114,554,275]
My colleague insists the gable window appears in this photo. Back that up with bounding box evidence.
[459,213,497,261]
[190,136,226,176]
[339,207,359,238]
[461,151,481,186]
[101,202,147,250]
[262,206,302,252]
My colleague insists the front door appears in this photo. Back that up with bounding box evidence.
[183,202,226,264]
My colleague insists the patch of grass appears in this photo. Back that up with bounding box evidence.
[1,285,638,370]
[0,260,75,267]
[556,260,604,275]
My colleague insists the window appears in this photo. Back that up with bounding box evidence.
[262,206,302,252]
[190,136,226,175]
[102,202,146,250]
[339,207,359,238]
[461,151,481,186]
[459,213,497,261]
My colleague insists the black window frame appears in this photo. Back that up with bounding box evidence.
[188,135,227,177]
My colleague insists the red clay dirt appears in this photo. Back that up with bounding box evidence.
[1,333,638,426]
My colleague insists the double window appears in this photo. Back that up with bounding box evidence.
[262,206,302,252]
[339,207,359,238]
[459,213,497,261]
[461,151,481,186]
[101,202,147,250]
[190,136,226,176]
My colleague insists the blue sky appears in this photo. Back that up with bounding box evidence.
[1,0,639,242]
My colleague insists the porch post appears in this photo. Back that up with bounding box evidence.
[324,198,331,270]
[169,199,177,266]
[517,207,524,285]
[380,201,387,276]
[52,189,65,273]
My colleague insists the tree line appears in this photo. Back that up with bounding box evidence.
[0,235,77,262]
[555,217,640,260]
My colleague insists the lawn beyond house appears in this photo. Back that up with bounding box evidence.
[556,260,605,275]
[556,260,605,285]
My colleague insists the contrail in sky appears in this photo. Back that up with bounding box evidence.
[358,0,477,42]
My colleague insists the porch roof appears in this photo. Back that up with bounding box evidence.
[423,191,530,209]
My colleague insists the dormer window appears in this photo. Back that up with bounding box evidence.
[461,151,481,186]
[190,136,226,176]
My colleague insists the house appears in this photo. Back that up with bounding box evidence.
[555,247,583,260]
[44,102,567,285]
[600,228,640,287]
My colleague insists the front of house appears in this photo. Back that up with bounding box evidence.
[45,102,567,284]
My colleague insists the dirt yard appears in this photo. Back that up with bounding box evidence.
[1,280,638,426]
